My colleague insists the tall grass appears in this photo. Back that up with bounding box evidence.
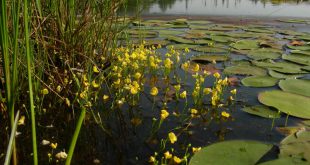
[1,0,130,163]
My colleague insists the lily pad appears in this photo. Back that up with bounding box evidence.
[156,30,184,38]
[287,45,310,51]
[230,40,260,50]
[242,105,280,118]
[268,70,304,79]
[282,54,310,66]
[291,50,310,56]
[247,49,281,60]
[166,44,198,50]
[259,157,308,165]
[279,79,310,97]
[167,36,194,44]
[279,130,310,161]
[252,61,306,74]
[191,54,229,63]
[241,76,278,87]
[224,65,267,76]
[209,35,235,43]
[189,140,273,165]
[194,39,214,45]
[258,90,310,119]
[193,47,228,53]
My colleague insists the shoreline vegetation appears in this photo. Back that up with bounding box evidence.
[1,0,310,164]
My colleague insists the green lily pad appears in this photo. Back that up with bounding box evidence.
[242,105,280,118]
[258,90,310,119]
[282,54,310,66]
[194,39,214,45]
[244,28,274,34]
[167,36,194,44]
[209,35,234,43]
[166,44,198,50]
[188,20,212,24]
[287,45,310,51]
[299,35,310,41]
[252,61,306,74]
[279,130,310,161]
[231,40,260,50]
[241,76,278,87]
[191,54,229,63]
[278,19,310,24]
[291,50,310,56]
[224,65,267,76]
[193,47,228,53]
[279,79,310,97]
[247,49,281,60]
[268,70,304,79]
[156,30,184,38]
[189,140,273,165]
[259,157,308,165]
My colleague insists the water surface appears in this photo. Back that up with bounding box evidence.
[128,0,310,18]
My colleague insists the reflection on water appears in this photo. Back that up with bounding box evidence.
[127,0,310,18]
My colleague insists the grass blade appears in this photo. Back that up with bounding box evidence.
[4,111,20,165]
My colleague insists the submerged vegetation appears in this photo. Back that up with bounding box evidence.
[1,0,310,164]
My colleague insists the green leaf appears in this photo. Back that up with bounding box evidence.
[242,105,280,118]
[279,130,310,161]
[279,79,310,97]
[259,157,308,165]
[287,45,310,51]
[241,76,278,87]
[189,140,273,165]
[224,65,267,76]
[230,40,260,50]
[167,36,194,44]
[193,46,228,53]
[258,90,310,119]
[282,54,310,66]
[191,54,229,63]
[252,61,306,74]
[268,70,304,79]
[247,49,281,60]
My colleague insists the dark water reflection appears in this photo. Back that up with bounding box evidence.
[127,0,310,18]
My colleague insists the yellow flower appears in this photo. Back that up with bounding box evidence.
[41,88,49,95]
[185,47,190,53]
[174,84,181,91]
[192,63,200,72]
[164,151,172,159]
[103,95,109,101]
[48,153,52,158]
[65,98,70,107]
[114,79,121,85]
[213,72,221,79]
[190,109,198,115]
[192,147,201,153]
[79,91,87,99]
[134,72,142,80]
[161,109,169,120]
[18,116,25,125]
[168,132,177,144]
[164,58,173,69]
[149,156,156,163]
[150,87,158,96]
[229,96,234,101]
[173,156,182,164]
[231,89,237,95]
[130,86,138,95]
[92,80,100,88]
[222,77,228,86]
[180,91,187,99]
[182,62,189,70]
[93,65,99,73]
[56,85,62,93]
[50,143,57,149]
[221,111,230,118]
[203,88,212,95]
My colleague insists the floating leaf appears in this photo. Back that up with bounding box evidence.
[241,76,278,87]
[190,140,273,165]
[259,157,308,165]
[247,49,281,60]
[282,54,310,66]
[209,35,234,43]
[291,50,310,56]
[268,70,304,79]
[191,54,229,63]
[167,36,194,44]
[230,40,260,50]
[287,44,310,51]
[242,105,280,118]
[194,39,214,45]
[156,30,184,38]
[276,127,305,136]
[193,47,228,53]
[166,44,198,50]
[258,90,310,119]
[224,65,267,76]
[279,79,310,97]
[252,61,306,74]
[279,130,310,161]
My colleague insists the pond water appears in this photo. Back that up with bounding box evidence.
[127,0,310,18]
